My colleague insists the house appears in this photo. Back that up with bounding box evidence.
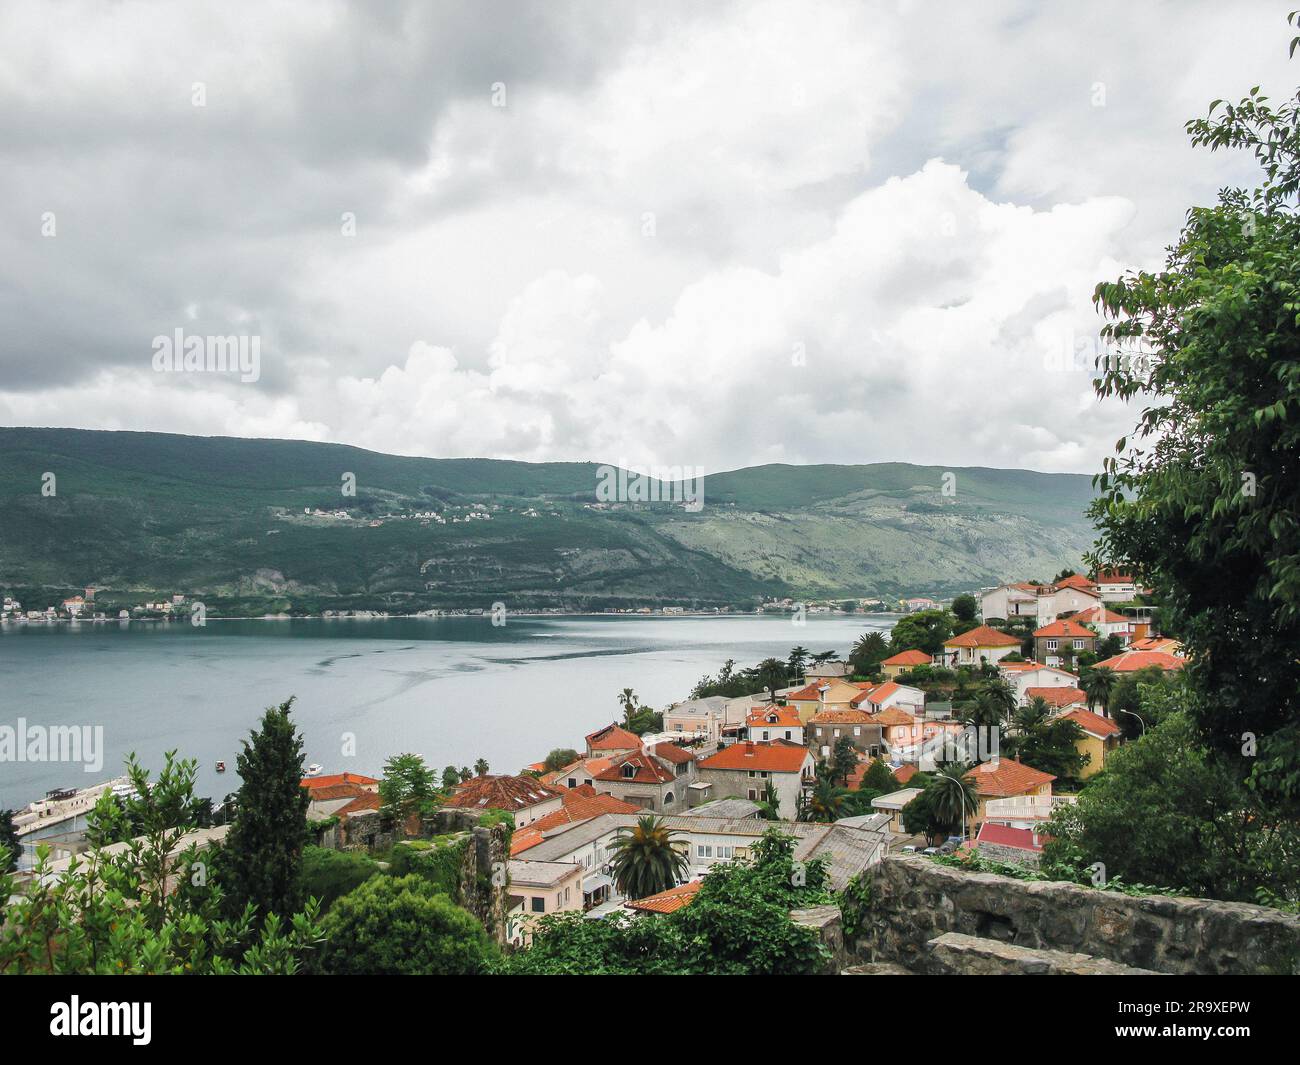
[584,723,643,758]
[443,774,566,826]
[300,771,380,793]
[809,708,882,761]
[939,625,1022,668]
[784,679,868,722]
[591,744,697,812]
[61,596,86,616]
[964,758,1055,825]
[541,755,615,791]
[974,822,1045,868]
[998,660,1080,705]
[624,879,702,915]
[880,649,931,678]
[662,696,731,745]
[506,860,583,944]
[805,659,852,680]
[1036,582,1103,626]
[745,705,805,745]
[980,582,1049,621]
[1032,618,1097,668]
[872,706,921,755]
[1092,649,1185,673]
[851,680,925,714]
[870,788,924,833]
[520,785,641,839]
[1023,686,1088,710]
[1096,570,1141,602]
[1057,707,1123,779]
[696,741,815,814]
[1072,603,1136,644]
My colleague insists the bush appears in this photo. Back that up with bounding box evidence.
[300,845,379,911]
[315,874,496,975]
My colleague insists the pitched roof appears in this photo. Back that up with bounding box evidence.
[1054,573,1096,591]
[1093,650,1185,672]
[650,742,696,765]
[1095,570,1135,585]
[870,706,916,727]
[746,705,804,729]
[977,822,1045,853]
[964,758,1056,797]
[593,750,675,784]
[944,625,1021,649]
[997,659,1044,672]
[509,827,546,856]
[892,763,919,785]
[444,774,566,811]
[335,791,382,818]
[810,708,875,725]
[1033,618,1095,638]
[624,879,703,914]
[585,723,643,750]
[1057,708,1123,739]
[300,772,379,791]
[882,649,932,666]
[303,782,373,802]
[529,787,642,832]
[855,681,901,706]
[698,741,811,774]
[1024,686,1088,708]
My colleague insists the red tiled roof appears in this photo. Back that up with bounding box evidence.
[650,742,696,765]
[1033,618,1095,638]
[510,827,545,855]
[300,772,380,791]
[882,649,932,666]
[335,792,381,818]
[1058,708,1123,739]
[624,880,703,914]
[786,683,827,701]
[304,782,372,802]
[1095,570,1135,585]
[810,708,875,724]
[944,625,1021,649]
[964,758,1056,797]
[1054,573,1096,591]
[530,788,641,832]
[977,822,1045,853]
[698,741,811,774]
[593,751,675,784]
[892,763,919,785]
[746,705,803,729]
[1024,686,1088,708]
[444,774,565,811]
[1093,651,1185,672]
[585,723,643,750]
[871,706,916,727]
[998,660,1045,672]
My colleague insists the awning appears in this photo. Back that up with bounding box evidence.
[583,872,613,894]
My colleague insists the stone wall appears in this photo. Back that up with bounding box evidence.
[853,855,1300,975]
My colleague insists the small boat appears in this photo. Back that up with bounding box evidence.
[215,760,226,773]
[305,763,323,777]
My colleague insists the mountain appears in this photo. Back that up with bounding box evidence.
[0,427,1097,613]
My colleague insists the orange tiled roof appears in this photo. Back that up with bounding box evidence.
[1033,618,1095,638]
[998,660,1045,672]
[335,792,381,818]
[944,625,1021,649]
[1054,573,1096,591]
[530,789,641,832]
[698,741,811,774]
[810,708,875,724]
[650,742,696,765]
[746,705,803,728]
[964,758,1056,797]
[1093,650,1185,672]
[444,774,566,811]
[593,751,675,784]
[786,682,827,701]
[300,772,380,791]
[1024,686,1088,708]
[871,706,916,727]
[1095,570,1135,585]
[893,763,919,785]
[1058,708,1123,739]
[624,880,702,914]
[882,649,932,666]
[510,827,545,855]
[586,723,643,750]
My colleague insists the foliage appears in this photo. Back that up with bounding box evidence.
[1,809,21,873]
[222,698,312,926]
[849,630,890,676]
[542,748,581,773]
[380,752,441,823]
[300,845,380,911]
[888,609,956,655]
[313,874,496,975]
[607,816,690,899]
[498,830,833,975]
[951,593,977,622]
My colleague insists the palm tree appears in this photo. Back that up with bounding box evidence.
[607,815,689,900]
[803,763,847,822]
[757,779,781,820]
[811,650,838,667]
[473,758,489,776]
[787,646,810,681]
[1081,666,1117,716]
[981,679,1017,720]
[930,765,979,841]
[617,688,639,725]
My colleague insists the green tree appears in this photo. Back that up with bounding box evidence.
[473,758,489,776]
[543,748,580,772]
[314,875,495,975]
[441,764,461,790]
[1088,18,1300,830]
[1081,665,1118,715]
[757,779,781,820]
[380,753,439,824]
[617,687,639,725]
[787,646,810,680]
[0,809,19,873]
[888,609,956,655]
[300,845,379,912]
[745,657,789,702]
[607,815,689,899]
[849,630,889,676]
[951,593,978,623]
[223,699,312,926]
[829,736,859,786]
[929,766,979,841]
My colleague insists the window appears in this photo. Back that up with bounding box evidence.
[664,791,674,805]
[531,897,545,913]
[1073,639,1084,650]
[783,730,791,740]
[821,745,830,757]
[697,844,706,857]
[853,726,861,736]
[1046,639,1058,650]
[622,764,636,779]
[747,789,757,800]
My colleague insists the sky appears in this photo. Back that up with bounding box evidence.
[1,0,1295,475]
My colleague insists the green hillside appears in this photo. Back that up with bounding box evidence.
[0,427,1097,613]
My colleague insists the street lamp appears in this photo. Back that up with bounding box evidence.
[934,769,969,846]
[1117,708,1146,736]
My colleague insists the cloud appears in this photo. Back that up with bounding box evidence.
[0,0,1294,474]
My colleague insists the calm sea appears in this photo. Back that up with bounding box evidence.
[0,613,895,808]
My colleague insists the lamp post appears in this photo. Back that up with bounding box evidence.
[934,769,969,846]
[1118,708,1146,737]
